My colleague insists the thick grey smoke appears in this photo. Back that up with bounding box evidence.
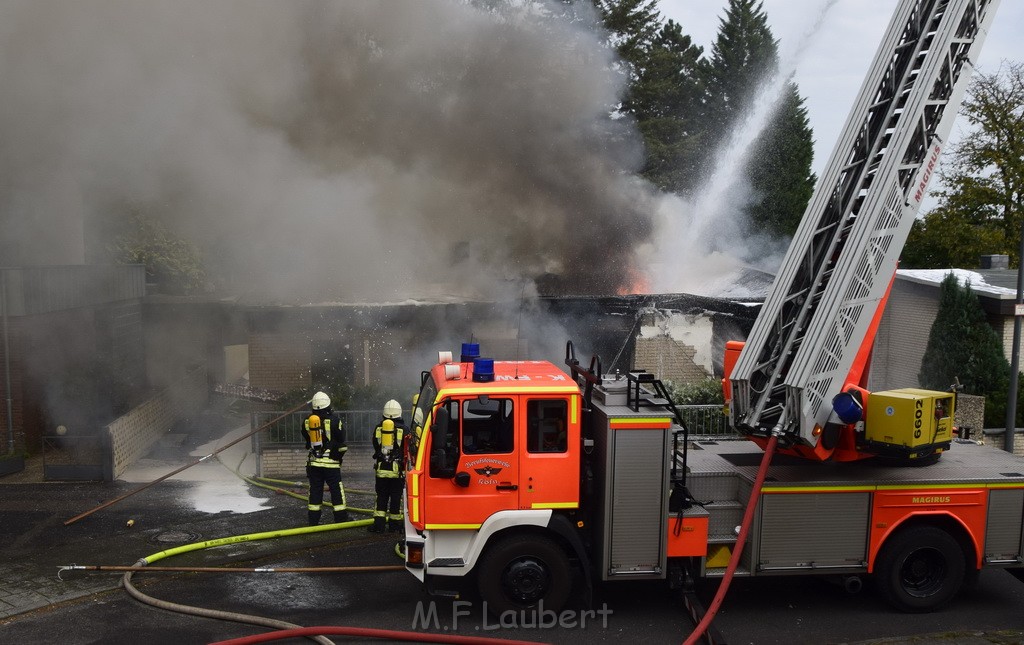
[0,0,657,301]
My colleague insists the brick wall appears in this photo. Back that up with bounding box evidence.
[106,365,207,479]
[248,333,311,392]
[258,447,308,479]
[981,429,1024,458]
[993,316,1024,366]
[634,337,711,384]
[634,312,715,385]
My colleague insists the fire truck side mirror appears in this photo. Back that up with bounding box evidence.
[428,406,458,479]
[432,407,451,438]
[454,471,470,487]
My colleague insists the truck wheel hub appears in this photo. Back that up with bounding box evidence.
[503,559,548,603]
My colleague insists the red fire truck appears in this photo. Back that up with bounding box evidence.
[402,0,1020,620]
[402,344,1024,615]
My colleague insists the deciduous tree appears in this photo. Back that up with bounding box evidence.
[903,62,1024,268]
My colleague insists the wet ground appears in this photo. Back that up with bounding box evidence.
[1,399,1023,644]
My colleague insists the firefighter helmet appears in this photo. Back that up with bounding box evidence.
[311,391,331,411]
[383,399,402,419]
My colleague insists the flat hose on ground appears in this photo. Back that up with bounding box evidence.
[121,564,335,645]
[120,519,545,645]
[120,519,375,645]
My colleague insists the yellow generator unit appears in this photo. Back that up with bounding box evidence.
[864,388,954,460]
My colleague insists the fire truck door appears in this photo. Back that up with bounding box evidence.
[519,397,578,510]
[423,395,519,528]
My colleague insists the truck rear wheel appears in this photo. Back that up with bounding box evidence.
[874,525,966,612]
[477,534,571,615]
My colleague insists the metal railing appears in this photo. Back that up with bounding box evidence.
[252,410,379,447]
[678,404,737,439]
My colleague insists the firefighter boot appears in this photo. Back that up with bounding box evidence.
[368,516,385,533]
[388,517,403,533]
[307,510,321,527]
[333,509,349,523]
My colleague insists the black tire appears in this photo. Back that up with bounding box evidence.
[874,525,966,612]
[477,534,571,615]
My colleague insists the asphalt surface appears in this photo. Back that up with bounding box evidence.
[2,403,1023,644]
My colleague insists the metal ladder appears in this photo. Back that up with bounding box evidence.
[729,0,1000,445]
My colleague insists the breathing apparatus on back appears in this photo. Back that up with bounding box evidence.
[307,414,325,458]
[379,419,397,463]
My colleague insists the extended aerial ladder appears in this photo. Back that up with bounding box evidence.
[729,0,1001,461]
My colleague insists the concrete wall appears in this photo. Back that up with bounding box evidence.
[144,300,247,390]
[224,344,249,384]
[869,278,938,391]
[106,365,207,480]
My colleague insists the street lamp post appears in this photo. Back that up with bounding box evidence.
[1006,234,1024,454]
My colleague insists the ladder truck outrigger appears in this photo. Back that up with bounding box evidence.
[401,0,1024,624]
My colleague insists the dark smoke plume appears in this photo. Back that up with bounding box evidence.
[0,0,657,301]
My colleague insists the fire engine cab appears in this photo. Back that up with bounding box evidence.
[403,345,586,613]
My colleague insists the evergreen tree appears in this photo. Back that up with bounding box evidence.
[629,19,706,192]
[918,273,1010,426]
[592,0,661,77]
[746,82,816,235]
[592,1,707,193]
[702,0,816,237]
[703,0,778,141]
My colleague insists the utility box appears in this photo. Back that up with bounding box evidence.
[589,376,673,581]
[865,388,954,458]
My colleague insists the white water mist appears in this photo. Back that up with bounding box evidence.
[642,0,840,297]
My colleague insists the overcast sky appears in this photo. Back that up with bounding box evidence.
[660,0,1021,175]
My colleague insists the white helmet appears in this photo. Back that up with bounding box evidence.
[383,399,402,419]
[311,391,331,411]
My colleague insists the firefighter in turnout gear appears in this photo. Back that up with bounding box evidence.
[304,391,348,526]
[370,399,406,533]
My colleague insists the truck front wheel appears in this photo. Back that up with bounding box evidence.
[477,534,571,615]
[874,525,966,612]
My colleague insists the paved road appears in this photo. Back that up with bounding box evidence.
[4,473,1023,645]
[2,413,1023,644]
